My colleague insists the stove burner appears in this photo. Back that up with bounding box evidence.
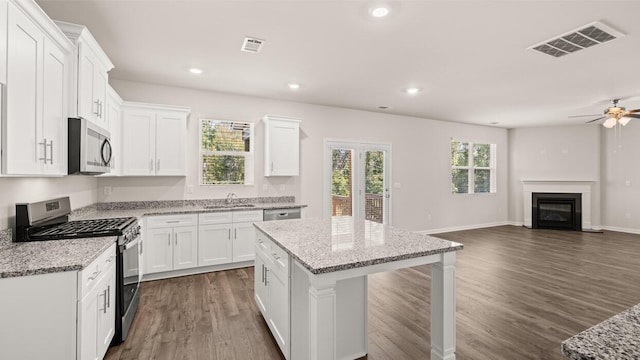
[31,217,137,240]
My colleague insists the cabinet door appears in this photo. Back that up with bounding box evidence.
[104,88,122,175]
[268,268,290,354]
[0,0,7,84]
[78,285,99,360]
[93,69,108,127]
[254,251,268,316]
[145,228,173,274]
[266,119,299,176]
[96,267,115,359]
[42,38,68,175]
[155,111,186,175]
[198,223,232,266]
[233,222,258,262]
[122,109,155,175]
[173,226,198,270]
[4,3,44,175]
[77,45,98,123]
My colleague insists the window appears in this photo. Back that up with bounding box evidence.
[200,119,254,185]
[451,140,496,194]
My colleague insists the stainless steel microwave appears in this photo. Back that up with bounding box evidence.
[68,118,112,175]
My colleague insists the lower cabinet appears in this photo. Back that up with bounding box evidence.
[198,210,262,266]
[145,216,198,275]
[0,243,116,360]
[255,229,290,359]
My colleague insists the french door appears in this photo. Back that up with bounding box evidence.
[324,140,391,224]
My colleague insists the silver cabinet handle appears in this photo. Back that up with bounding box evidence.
[174,233,178,246]
[149,159,154,172]
[261,264,265,284]
[106,285,111,308]
[46,140,53,164]
[139,240,143,255]
[272,252,280,260]
[166,220,180,224]
[38,138,47,163]
[234,228,237,239]
[271,161,274,172]
[88,269,101,281]
[264,267,269,285]
[167,233,171,246]
[99,100,103,118]
[94,99,100,115]
[156,159,160,172]
[99,290,107,313]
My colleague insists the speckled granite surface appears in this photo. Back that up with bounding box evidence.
[0,236,115,278]
[1,197,304,278]
[561,303,640,360]
[254,216,463,274]
[71,197,305,221]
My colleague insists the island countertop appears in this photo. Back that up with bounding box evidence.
[254,216,464,274]
[561,303,640,360]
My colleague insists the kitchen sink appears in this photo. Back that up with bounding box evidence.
[204,204,256,209]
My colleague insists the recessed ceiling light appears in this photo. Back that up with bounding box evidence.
[370,6,390,18]
[288,83,301,90]
[405,87,421,95]
[189,68,203,75]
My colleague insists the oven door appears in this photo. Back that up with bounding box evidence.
[122,236,140,311]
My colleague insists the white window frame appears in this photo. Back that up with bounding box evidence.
[451,140,496,194]
[199,119,254,186]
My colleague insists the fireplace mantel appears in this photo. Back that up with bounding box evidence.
[522,180,595,230]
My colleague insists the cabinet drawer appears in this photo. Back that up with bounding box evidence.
[79,243,116,298]
[147,214,197,228]
[232,210,263,223]
[199,211,233,225]
[269,241,289,279]
[255,230,271,257]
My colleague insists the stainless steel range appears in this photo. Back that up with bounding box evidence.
[15,197,141,344]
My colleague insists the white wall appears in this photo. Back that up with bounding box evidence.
[508,125,602,227]
[0,177,97,230]
[104,79,509,231]
[602,122,640,233]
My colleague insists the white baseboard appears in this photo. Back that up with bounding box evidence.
[416,221,513,235]
[600,225,640,235]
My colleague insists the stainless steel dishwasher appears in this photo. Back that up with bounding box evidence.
[263,207,301,221]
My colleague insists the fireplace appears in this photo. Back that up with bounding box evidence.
[532,193,582,231]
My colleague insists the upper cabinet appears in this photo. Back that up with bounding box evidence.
[121,102,190,176]
[1,1,73,176]
[54,20,114,128]
[102,85,123,176]
[263,115,301,177]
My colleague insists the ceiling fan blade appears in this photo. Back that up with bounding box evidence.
[626,114,640,119]
[627,109,640,114]
[569,114,601,118]
[585,116,607,124]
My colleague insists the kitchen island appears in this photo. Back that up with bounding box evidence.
[254,216,463,360]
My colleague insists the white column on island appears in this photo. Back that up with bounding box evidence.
[431,252,457,360]
[308,276,337,360]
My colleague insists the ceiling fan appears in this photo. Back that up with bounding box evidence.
[570,99,640,128]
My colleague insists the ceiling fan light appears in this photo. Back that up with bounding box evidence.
[603,117,617,128]
[619,117,631,126]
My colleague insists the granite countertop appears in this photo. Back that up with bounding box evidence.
[0,232,115,278]
[561,303,640,360]
[71,198,306,221]
[0,197,305,279]
[254,216,463,274]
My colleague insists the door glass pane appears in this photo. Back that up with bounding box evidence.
[332,149,353,217]
[365,150,385,223]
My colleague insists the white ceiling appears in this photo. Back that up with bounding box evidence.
[36,0,640,128]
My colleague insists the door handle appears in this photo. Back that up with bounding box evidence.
[38,138,47,163]
[234,228,237,239]
[46,140,53,164]
[261,264,265,284]
[167,233,171,246]
[94,100,100,115]
[175,233,178,246]
[106,285,111,308]
[264,267,269,285]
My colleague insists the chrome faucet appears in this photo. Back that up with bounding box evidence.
[226,192,238,205]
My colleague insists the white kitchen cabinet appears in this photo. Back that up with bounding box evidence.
[0,0,7,85]
[254,229,290,358]
[263,115,301,177]
[198,223,233,266]
[101,85,123,176]
[122,102,190,176]
[2,1,72,176]
[145,214,198,274]
[77,244,116,360]
[54,21,114,127]
[233,222,258,262]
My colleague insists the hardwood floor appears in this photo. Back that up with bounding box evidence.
[105,226,640,360]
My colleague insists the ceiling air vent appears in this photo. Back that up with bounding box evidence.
[528,21,625,58]
[241,37,265,53]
